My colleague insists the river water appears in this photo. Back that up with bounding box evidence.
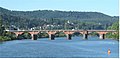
[0,36,119,58]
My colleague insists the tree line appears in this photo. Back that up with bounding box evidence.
[0,15,119,41]
[0,7,119,41]
[0,7,119,30]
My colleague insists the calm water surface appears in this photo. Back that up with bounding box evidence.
[0,36,119,58]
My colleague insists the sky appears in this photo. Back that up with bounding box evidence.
[0,0,119,16]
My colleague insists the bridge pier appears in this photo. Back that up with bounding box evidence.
[14,32,24,39]
[15,34,20,38]
[97,32,108,39]
[29,31,39,40]
[47,31,56,40]
[64,31,74,40]
[66,34,72,40]
[80,31,88,39]
[49,34,55,40]
[83,34,88,39]
[99,34,105,39]
[31,34,37,40]
[16,34,19,37]
[8,30,115,40]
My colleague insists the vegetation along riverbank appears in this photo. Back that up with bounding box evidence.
[0,7,119,41]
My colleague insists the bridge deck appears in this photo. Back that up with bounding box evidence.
[5,30,116,32]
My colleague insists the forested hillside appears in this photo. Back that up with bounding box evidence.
[0,7,119,30]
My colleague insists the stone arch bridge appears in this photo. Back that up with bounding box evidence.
[5,30,116,40]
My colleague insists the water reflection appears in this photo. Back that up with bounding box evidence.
[0,36,119,58]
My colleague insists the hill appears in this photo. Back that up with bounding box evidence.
[0,7,119,30]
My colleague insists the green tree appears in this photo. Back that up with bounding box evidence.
[0,16,3,36]
[106,22,119,40]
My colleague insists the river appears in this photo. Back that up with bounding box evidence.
[0,36,119,58]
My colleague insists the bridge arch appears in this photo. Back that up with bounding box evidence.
[6,30,116,40]
[37,32,49,38]
[12,31,24,37]
[96,31,109,39]
[17,32,32,39]
[55,31,66,37]
[88,32,99,37]
[73,32,82,36]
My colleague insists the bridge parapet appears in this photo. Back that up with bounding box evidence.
[64,31,74,34]
[6,30,116,32]
[47,31,56,34]
[88,30,116,32]
[29,31,39,35]
[96,32,108,35]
